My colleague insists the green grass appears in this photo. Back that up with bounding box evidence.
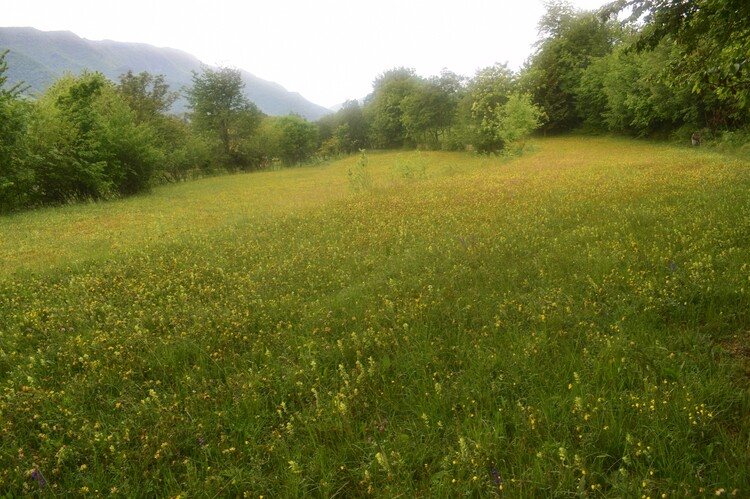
[1,138,749,497]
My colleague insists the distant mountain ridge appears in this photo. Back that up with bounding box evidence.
[0,27,330,121]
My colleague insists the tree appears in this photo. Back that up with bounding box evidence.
[155,116,213,180]
[29,71,113,201]
[116,71,210,181]
[336,100,369,152]
[366,67,420,148]
[27,71,162,202]
[400,77,458,148]
[318,100,369,156]
[462,63,515,152]
[574,52,612,132]
[117,70,178,122]
[242,117,283,168]
[273,115,318,166]
[523,1,614,132]
[614,42,699,135]
[607,0,750,127]
[0,50,32,211]
[186,66,263,168]
[495,93,546,152]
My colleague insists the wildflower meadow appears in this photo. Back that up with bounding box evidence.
[0,137,748,496]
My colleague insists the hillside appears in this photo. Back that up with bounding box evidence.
[0,27,331,120]
[1,138,749,495]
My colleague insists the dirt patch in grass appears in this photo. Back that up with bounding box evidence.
[723,331,750,380]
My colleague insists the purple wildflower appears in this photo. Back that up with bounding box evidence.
[30,468,47,489]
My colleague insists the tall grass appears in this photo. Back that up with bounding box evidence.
[1,138,748,496]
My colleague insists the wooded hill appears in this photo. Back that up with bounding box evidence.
[0,27,330,120]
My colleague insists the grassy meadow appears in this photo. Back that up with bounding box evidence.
[1,137,749,497]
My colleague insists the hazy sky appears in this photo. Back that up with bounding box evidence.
[4,0,607,108]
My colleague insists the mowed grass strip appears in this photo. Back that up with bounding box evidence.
[1,137,749,496]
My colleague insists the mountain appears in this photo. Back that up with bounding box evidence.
[0,27,331,121]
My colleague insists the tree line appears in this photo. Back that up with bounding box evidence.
[0,62,322,212]
[1,0,747,213]
[523,0,750,139]
[321,0,750,149]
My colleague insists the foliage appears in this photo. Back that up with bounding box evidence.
[0,56,325,213]
[25,73,118,201]
[1,139,749,496]
[494,93,546,152]
[319,123,352,158]
[523,1,615,132]
[577,41,700,136]
[93,86,164,195]
[358,64,543,155]
[237,117,283,169]
[117,70,178,122]
[24,71,167,202]
[273,114,319,167]
[1,60,207,211]
[116,70,212,181]
[186,66,264,170]
[149,114,213,182]
[0,98,32,211]
[400,75,458,148]
[0,50,32,212]
[710,126,750,156]
[366,68,420,148]
[362,68,466,152]
[609,0,750,127]
[318,100,369,156]
[510,0,750,141]
[463,64,516,152]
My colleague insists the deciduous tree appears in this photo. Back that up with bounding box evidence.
[186,66,263,168]
[400,78,457,148]
[607,0,750,127]
[0,50,32,211]
[463,63,515,152]
[366,68,419,148]
[523,1,614,132]
[27,71,162,201]
[495,93,546,152]
[117,70,178,122]
[318,100,369,155]
[273,115,318,166]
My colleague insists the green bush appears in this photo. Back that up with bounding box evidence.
[24,72,168,203]
[495,93,546,154]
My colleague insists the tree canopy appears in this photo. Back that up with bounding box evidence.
[608,0,750,123]
[187,66,263,169]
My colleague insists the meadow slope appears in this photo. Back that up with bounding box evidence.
[1,138,749,497]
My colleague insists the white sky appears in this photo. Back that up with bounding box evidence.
[3,0,607,108]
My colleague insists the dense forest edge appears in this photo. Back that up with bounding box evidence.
[1,0,749,213]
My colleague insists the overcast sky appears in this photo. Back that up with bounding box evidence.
[4,0,607,108]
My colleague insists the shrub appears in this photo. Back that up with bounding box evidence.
[348,150,372,192]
